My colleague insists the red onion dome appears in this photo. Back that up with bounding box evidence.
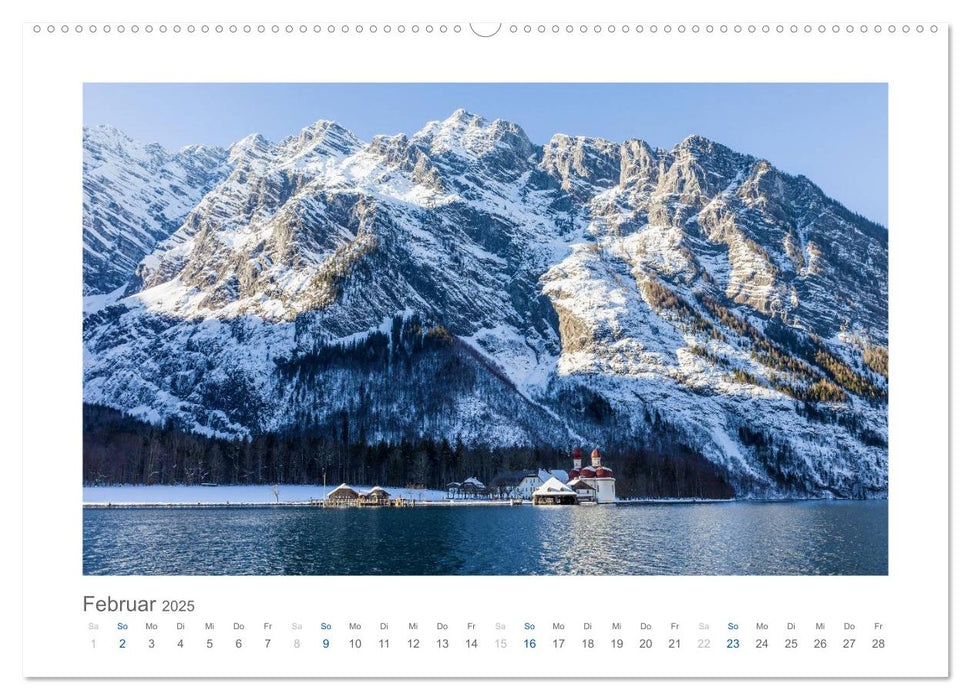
[596,467,613,478]
[569,469,581,480]
[571,447,583,459]
[591,448,602,458]
[580,467,597,478]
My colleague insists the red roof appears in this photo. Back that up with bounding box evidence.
[571,447,582,459]
[591,448,602,458]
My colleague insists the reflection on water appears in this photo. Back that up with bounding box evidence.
[83,501,888,576]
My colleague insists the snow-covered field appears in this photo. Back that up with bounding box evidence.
[83,484,448,505]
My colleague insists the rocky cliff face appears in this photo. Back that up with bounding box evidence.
[83,125,230,295]
[82,110,889,498]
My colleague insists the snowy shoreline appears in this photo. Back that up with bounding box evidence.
[82,484,448,506]
[81,485,883,507]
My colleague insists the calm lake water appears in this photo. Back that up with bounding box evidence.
[83,500,887,576]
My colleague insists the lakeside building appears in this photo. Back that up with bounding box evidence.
[447,476,491,499]
[530,448,617,505]
[326,483,361,503]
[531,477,579,505]
[567,448,616,504]
[362,486,391,506]
[508,469,570,500]
[565,478,597,503]
[326,484,392,505]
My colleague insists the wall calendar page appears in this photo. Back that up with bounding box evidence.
[17,0,955,695]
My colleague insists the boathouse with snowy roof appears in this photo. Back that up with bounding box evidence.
[531,477,578,505]
[509,469,570,499]
[362,486,391,506]
[326,483,361,503]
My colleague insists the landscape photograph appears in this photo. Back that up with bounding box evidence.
[82,83,889,576]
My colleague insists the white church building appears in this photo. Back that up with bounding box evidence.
[566,448,617,504]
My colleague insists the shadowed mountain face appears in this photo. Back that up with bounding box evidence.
[82,110,888,498]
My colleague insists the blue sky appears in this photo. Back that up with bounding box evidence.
[84,83,887,225]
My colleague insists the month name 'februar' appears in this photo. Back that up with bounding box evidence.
[83,596,156,612]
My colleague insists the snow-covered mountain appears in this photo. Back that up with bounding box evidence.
[83,125,230,295]
[82,110,889,498]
